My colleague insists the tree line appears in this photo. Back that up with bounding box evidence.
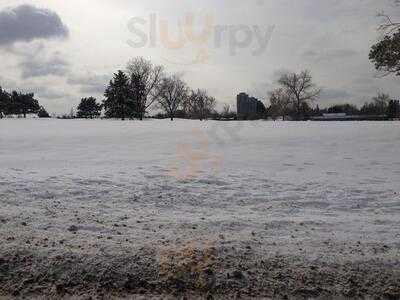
[76,57,216,121]
[315,93,399,119]
[2,11,400,124]
[1,2,400,122]
[0,87,49,118]
[267,85,399,121]
[263,67,400,121]
[74,66,399,122]
[75,8,400,122]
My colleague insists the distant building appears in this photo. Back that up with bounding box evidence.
[237,93,266,120]
[322,113,346,119]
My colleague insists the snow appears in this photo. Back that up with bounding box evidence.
[0,118,399,265]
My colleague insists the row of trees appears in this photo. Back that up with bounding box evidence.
[77,2,399,123]
[76,66,397,121]
[267,90,399,121]
[262,4,400,121]
[316,93,399,118]
[77,57,217,121]
[265,69,400,120]
[0,87,49,118]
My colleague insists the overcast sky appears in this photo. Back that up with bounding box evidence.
[0,0,399,114]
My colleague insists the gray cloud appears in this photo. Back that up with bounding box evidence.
[320,88,353,101]
[3,43,71,78]
[20,52,70,79]
[250,81,273,101]
[302,50,318,58]
[0,75,17,90]
[67,74,110,95]
[302,49,358,62]
[0,4,69,46]
[33,86,67,100]
[271,69,292,82]
[0,75,66,100]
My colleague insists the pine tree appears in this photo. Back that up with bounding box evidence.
[0,87,10,118]
[10,91,40,118]
[77,97,102,119]
[388,100,400,119]
[38,106,51,118]
[103,71,132,120]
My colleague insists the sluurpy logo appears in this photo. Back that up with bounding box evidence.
[127,12,275,65]
[167,127,223,180]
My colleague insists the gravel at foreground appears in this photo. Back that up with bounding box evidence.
[0,244,399,300]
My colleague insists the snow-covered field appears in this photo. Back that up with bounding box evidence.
[0,119,399,298]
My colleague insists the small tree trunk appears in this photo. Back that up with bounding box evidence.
[138,105,143,121]
[296,100,301,121]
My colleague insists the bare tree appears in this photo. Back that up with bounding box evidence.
[268,88,291,120]
[186,89,216,120]
[157,74,189,121]
[277,70,320,120]
[222,104,231,117]
[378,12,400,33]
[373,92,391,115]
[377,1,400,33]
[126,57,164,120]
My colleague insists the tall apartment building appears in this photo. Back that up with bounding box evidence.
[237,92,266,119]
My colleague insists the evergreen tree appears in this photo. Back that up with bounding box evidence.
[1,87,45,118]
[38,106,51,118]
[11,91,40,118]
[77,97,102,119]
[0,87,11,118]
[388,100,400,119]
[103,71,132,120]
[370,30,400,77]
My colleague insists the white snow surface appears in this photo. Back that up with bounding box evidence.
[0,119,399,263]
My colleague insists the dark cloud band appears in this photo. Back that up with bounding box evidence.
[0,4,69,46]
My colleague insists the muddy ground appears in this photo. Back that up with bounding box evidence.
[0,238,399,299]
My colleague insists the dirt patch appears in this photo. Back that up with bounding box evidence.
[0,244,399,299]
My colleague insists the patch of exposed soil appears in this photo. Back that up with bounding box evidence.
[0,244,399,299]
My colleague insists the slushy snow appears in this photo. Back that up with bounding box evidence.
[0,119,399,297]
